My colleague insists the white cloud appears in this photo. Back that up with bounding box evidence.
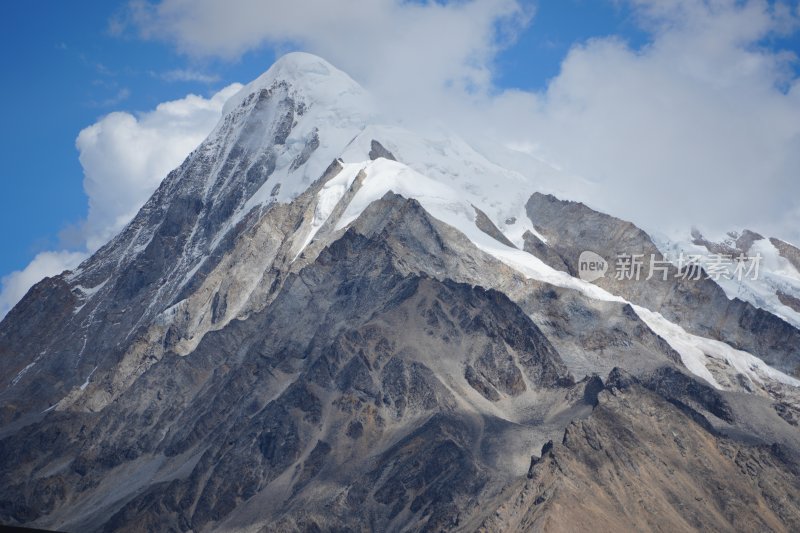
[473,0,800,241]
[0,251,87,318]
[7,0,799,319]
[0,84,241,319]
[159,68,220,83]
[76,83,242,251]
[120,0,800,244]
[124,0,530,113]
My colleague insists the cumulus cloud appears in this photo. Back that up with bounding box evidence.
[123,0,530,112]
[0,84,241,318]
[476,0,800,241]
[119,0,800,244]
[76,83,241,250]
[0,251,87,318]
[6,0,799,318]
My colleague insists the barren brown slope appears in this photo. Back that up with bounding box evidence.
[478,369,800,533]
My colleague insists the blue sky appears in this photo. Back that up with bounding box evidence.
[0,0,658,277]
[0,1,272,276]
[1,0,799,316]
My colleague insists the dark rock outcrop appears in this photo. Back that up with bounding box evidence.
[369,139,396,161]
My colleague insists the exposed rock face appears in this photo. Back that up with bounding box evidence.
[779,291,800,314]
[1,53,800,532]
[525,192,800,376]
[772,237,800,273]
[0,78,322,421]
[480,372,800,533]
[369,139,396,161]
[691,228,764,257]
[522,231,568,273]
[474,206,517,248]
[345,195,683,381]
[0,214,584,532]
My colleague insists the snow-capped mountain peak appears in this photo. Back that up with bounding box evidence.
[220,52,372,118]
[4,52,800,532]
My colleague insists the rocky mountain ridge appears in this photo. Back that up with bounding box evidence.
[1,52,800,532]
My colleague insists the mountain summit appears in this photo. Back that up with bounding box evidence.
[2,53,800,532]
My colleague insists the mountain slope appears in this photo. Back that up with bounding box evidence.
[481,370,800,533]
[1,53,799,532]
